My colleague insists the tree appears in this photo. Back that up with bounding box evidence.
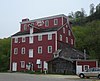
[90,3,95,15]
[96,3,100,13]
[0,38,11,72]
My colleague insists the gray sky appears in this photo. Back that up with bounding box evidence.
[0,0,99,38]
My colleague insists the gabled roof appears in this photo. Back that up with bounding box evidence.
[12,27,60,37]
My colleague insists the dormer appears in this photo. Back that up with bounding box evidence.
[53,49,62,58]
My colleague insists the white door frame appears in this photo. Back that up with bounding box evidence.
[12,62,17,71]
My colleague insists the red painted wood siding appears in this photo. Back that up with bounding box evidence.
[11,33,56,71]
[77,61,97,71]
[57,23,75,48]
[20,17,63,32]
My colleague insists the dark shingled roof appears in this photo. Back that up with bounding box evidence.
[54,41,89,59]
[12,27,60,37]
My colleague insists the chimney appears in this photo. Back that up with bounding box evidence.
[22,18,29,22]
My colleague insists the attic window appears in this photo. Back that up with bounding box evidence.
[23,24,27,31]
[54,19,58,25]
[45,20,49,27]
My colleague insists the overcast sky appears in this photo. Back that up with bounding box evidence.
[0,0,99,38]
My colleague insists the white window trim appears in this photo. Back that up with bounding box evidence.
[14,38,18,43]
[71,39,73,45]
[83,65,89,71]
[48,34,52,40]
[38,46,42,54]
[45,20,49,27]
[29,49,33,58]
[14,48,18,54]
[38,61,42,68]
[60,34,62,41]
[20,61,25,68]
[38,35,42,41]
[21,47,25,54]
[63,27,65,33]
[29,36,33,43]
[66,37,68,43]
[66,24,68,28]
[48,46,52,53]
[24,24,27,31]
[54,19,58,25]
[22,37,26,42]
[44,61,48,70]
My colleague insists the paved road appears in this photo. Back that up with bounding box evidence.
[0,73,99,81]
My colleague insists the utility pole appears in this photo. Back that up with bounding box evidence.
[84,49,86,60]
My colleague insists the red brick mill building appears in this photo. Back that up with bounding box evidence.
[10,14,98,74]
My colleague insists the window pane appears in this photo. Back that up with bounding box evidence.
[48,34,52,40]
[21,47,25,54]
[14,48,18,54]
[15,38,18,43]
[48,46,52,53]
[20,61,25,68]
[22,37,25,42]
[54,19,58,25]
[29,36,33,43]
[38,46,42,54]
[38,35,42,41]
[45,20,49,27]
[29,49,33,58]
[66,37,68,43]
[60,35,62,41]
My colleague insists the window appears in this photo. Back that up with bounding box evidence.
[36,59,42,68]
[66,24,68,28]
[21,47,25,54]
[84,65,89,71]
[22,37,26,42]
[38,46,42,54]
[29,49,33,58]
[68,30,71,36]
[30,27,33,34]
[45,20,49,27]
[14,38,18,43]
[48,46,52,53]
[60,34,62,41]
[24,24,27,31]
[66,37,68,43]
[14,48,18,54]
[20,61,25,68]
[48,34,52,40]
[38,35,42,41]
[63,27,65,33]
[44,61,48,70]
[29,36,33,43]
[71,39,73,45]
[54,19,58,25]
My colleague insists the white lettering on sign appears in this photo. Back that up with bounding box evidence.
[36,20,44,26]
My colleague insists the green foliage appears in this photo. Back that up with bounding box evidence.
[0,38,11,72]
[72,20,100,60]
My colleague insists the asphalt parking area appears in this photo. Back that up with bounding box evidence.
[0,73,99,81]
